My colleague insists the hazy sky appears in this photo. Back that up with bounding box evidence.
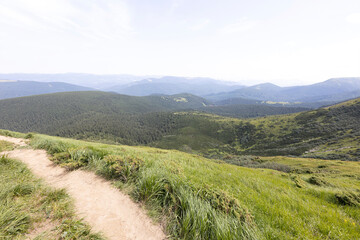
[0,0,359,86]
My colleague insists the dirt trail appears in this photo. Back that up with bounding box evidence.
[1,136,166,240]
[0,135,28,146]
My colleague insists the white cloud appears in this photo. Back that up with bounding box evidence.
[190,19,210,31]
[169,0,183,14]
[220,18,257,34]
[346,13,360,24]
[0,0,133,41]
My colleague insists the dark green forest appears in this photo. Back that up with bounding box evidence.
[0,92,359,161]
[200,104,309,118]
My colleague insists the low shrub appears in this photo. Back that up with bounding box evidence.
[52,147,107,171]
[291,167,314,174]
[291,175,306,188]
[24,133,34,139]
[254,162,292,173]
[308,176,329,187]
[218,155,291,173]
[100,155,144,181]
[335,190,360,207]
[196,187,252,221]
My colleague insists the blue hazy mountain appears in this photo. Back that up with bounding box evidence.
[0,73,155,90]
[206,77,360,103]
[0,80,93,100]
[107,76,245,96]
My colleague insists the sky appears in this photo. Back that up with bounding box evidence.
[0,0,359,86]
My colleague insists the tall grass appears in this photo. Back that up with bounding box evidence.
[0,153,103,239]
[23,134,360,239]
[0,140,14,152]
[30,135,262,239]
[0,129,26,138]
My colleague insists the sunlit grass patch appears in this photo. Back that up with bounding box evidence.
[28,134,360,239]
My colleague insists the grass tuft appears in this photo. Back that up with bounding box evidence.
[0,153,104,239]
[335,190,360,207]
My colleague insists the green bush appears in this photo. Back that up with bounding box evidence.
[335,190,360,207]
[308,176,329,187]
[100,155,144,181]
[24,133,34,139]
[51,147,107,170]
[291,175,306,188]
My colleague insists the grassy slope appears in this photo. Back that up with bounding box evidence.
[244,98,360,159]
[17,132,360,239]
[0,142,103,239]
[153,98,360,161]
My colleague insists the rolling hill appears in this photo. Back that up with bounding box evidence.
[0,91,358,161]
[0,91,214,145]
[0,80,93,100]
[0,91,309,145]
[152,98,360,161]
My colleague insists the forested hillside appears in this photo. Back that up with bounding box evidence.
[0,92,358,161]
[152,98,360,161]
[0,91,209,144]
[0,91,308,143]
[201,104,309,118]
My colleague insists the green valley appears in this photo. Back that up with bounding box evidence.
[0,92,359,161]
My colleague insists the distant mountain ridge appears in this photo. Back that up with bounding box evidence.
[0,73,156,89]
[107,76,245,96]
[1,74,359,106]
[206,77,360,103]
[0,80,93,100]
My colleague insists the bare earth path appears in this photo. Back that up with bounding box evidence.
[0,136,166,240]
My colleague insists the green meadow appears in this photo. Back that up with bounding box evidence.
[8,132,355,239]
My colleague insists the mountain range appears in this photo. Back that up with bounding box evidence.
[0,80,92,100]
[106,76,244,96]
[1,74,360,108]
[207,77,360,103]
[0,73,154,89]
